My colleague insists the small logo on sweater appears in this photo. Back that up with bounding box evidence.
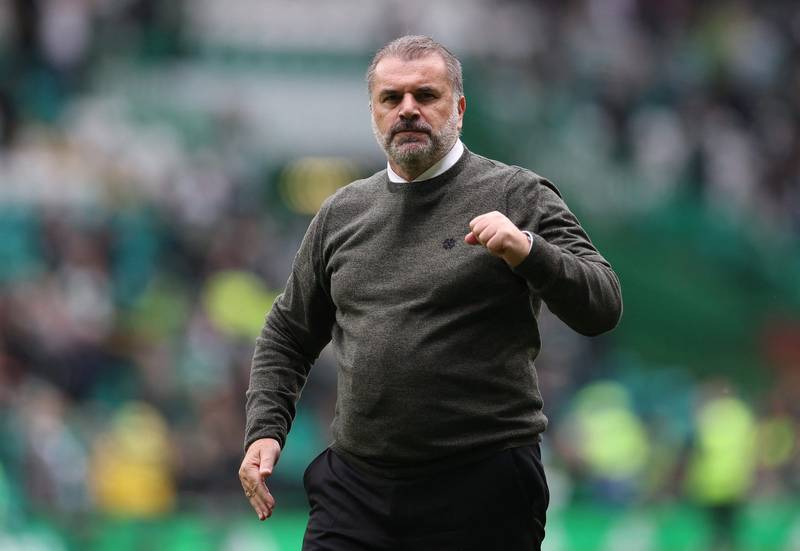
[442,238,456,250]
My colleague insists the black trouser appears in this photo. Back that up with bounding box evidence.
[301,444,548,550]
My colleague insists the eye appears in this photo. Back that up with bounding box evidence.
[416,91,436,101]
[381,94,400,105]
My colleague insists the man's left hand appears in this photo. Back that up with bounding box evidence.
[465,211,531,268]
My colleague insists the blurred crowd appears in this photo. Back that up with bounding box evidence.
[0,1,799,547]
[469,0,800,237]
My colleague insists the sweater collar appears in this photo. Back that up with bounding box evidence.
[385,145,470,194]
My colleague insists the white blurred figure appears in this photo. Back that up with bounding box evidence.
[39,0,92,72]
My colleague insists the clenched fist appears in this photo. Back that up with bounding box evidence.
[239,438,281,521]
[465,211,531,268]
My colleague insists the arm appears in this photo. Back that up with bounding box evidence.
[511,175,622,336]
[466,173,622,336]
[239,205,336,519]
[245,206,335,450]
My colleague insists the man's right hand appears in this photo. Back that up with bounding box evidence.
[238,437,281,520]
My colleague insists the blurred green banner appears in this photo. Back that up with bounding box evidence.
[2,501,798,551]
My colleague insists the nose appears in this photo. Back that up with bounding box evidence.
[398,93,420,120]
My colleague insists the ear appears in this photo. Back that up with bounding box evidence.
[457,96,466,130]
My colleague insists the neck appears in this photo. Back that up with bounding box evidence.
[388,159,430,182]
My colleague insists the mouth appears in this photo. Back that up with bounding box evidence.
[392,130,430,143]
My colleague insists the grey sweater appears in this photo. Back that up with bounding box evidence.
[245,148,622,477]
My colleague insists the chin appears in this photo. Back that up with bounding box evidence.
[396,137,432,152]
[391,144,434,164]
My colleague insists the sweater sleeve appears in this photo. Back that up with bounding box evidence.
[244,204,336,452]
[507,173,622,336]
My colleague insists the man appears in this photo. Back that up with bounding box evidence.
[239,35,622,550]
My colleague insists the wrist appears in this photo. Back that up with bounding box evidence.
[522,231,533,252]
[504,230,532,268]
[249,436,282,453]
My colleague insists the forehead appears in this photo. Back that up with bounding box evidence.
[372,54,450,92]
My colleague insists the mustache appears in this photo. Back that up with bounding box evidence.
[390,120,432,137]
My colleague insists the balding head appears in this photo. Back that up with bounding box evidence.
[366,35,463,100]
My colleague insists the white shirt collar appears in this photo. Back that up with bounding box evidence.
[386,139,464,183]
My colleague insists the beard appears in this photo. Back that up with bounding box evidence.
[372,105,461,177]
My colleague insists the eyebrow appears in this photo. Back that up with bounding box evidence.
[378,85,441,98]
[415,86,439,95]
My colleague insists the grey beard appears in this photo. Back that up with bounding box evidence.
[372,109,461,177]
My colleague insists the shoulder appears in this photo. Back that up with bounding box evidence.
[465,151,562,199]
[507,165,562,199]
[316,168,386,224]
[464,150,519,179]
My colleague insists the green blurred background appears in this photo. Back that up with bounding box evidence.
[1,1,799,549]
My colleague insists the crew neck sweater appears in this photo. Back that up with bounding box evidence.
[245,148,622,478]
